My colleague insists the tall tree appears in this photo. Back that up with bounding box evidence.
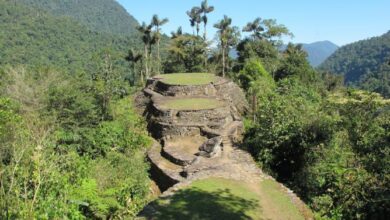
[136,22,153,79]
[243,17,264,40]
[187,7,201,36]
[125,49,143,85]
[262,19,293,46]
[200,0,214,41]
[200,0,214,68]
[214,15,239,77]
[151,15,169,74]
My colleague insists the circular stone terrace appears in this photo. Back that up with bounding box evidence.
[155,73,218,86]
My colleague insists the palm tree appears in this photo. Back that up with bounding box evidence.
[200,0,214,41]
[136,22,153,79]
[187,7,201,36]
[151,15,169,74]
[214,15,232,77]
[200,0,214,68]
[125,49,143,84]
[243,17,264,40]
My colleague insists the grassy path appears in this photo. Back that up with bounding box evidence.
[139,178,311,220]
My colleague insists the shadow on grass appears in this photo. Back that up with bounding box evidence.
[139,188,261,220]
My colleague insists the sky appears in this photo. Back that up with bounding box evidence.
[117,0,390,46]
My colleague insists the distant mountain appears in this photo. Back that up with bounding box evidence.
[18,0,139,36]
[301,41,339,67]
[280,41,339,67]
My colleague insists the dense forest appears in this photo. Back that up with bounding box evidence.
[320,31,390,98]
[18,0,140,36]
[0,0,389,219]
[0,0,141,79]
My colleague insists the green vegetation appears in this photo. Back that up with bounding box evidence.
[1,0,389,219]
[320,31,390,97]
[242,58,389,219]
[18,0,139,36]
[0,0,137,77]
[159,73,216,85]
[143,178,305,220]
[0,66,153,219]
[160,98,224,110]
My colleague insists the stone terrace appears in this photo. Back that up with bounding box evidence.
[135,73,250,191]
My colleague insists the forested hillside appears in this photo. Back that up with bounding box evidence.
[0,0,139,76]
[18,0,139,36]
[1,1,153,218]
[320,31,390,97]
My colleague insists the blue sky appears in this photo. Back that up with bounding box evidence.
[117,0,390,46]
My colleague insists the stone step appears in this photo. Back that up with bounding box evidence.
[147,142,184,191]
[161,136,207,166]
[161,145,196,166]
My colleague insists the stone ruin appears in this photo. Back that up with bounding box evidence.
[135,74,314,219]
[135,74,249,191]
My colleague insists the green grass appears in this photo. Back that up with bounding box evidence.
[140,178,308,220]
[158,73,216,85]
[148,178,261,219]
[259,179,306,220]
[160,98,224,110]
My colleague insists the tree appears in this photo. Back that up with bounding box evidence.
[136,22,154,79]
[243,17,264,40]
[164,34,205,73]
[262,19,293,46]
[200,0,214,68]
[200,0,214,41]
[238,59,275,121]
[125,49,143,85]
[151,15,169,74]
[214,16,239,77]
[276,43,317,83]
[187,7,201,36]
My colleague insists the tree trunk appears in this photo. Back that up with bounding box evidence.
[203,23,207,40]
[203,23,208,69]
[222,45,225,78]
[157,39,161,74]
[144,45,149,79]
[252,93,257,122]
